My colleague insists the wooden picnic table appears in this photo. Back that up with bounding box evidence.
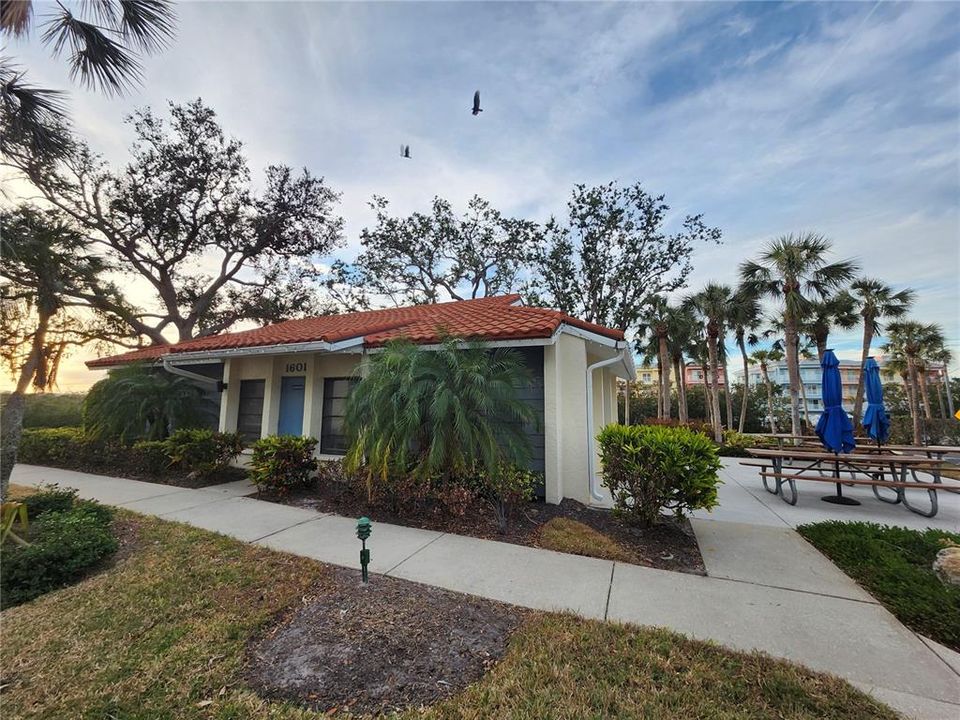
[741,447,957,518]
[742,433,960,459]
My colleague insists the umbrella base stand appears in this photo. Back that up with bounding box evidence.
[821,483,861,506]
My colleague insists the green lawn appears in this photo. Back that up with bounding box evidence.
[799,520,960,651]
[1,512,897,719]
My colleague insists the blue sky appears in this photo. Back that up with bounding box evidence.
[6,1,959,388]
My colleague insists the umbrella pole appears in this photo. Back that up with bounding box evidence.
[822,453,861,506]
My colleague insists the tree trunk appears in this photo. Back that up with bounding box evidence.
[783,318,803,439]
[723,363,734,431]
[761,365,778,434]
[943,368,955,417]
[815,337,827,363]
[675,357,688,423]
[851,319,874,427]
[902,371,915,419]
[655,352,664,420]
[919,365,933,420]
[701,358,714,427]
[798,368,811,435]
[624,380,631,425]
[738,337,750,433]
[658,335,672,420]
[0,310,51,501]
[707,336,723,443]
[907,356,923,445]
[656,383,663,419]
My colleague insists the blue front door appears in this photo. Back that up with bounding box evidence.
[277,376,306,436]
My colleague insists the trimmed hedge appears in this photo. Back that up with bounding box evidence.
[1,488,118,608]
[798,521,960,651]
[18,427,243,485]
[597,423,722,527]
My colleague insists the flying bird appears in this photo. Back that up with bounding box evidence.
[472,90,482,116]
[400,144,411,158]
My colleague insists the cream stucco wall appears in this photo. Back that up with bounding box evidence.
[219,340,621,504]
[219,352,362,456]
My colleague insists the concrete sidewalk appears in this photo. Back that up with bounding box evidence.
[11,463,960,719]
[693,458,960,532]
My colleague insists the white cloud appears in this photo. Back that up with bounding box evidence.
[2,0,957,390]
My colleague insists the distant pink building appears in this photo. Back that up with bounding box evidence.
[684,362,727,386]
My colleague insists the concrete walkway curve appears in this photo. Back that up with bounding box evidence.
[10,463,960,720]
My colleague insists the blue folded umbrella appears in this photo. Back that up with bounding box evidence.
[815,349,856,454]
[861,356,890,444]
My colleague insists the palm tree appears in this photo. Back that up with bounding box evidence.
[728,288,761,432]
[804,292,858,361]
[83,365,213,442]
[669,306,697,424]
[344,337,536,489]
[764,317,817,433]
[687,283,733,442]
[849,279,914,425]
[740,234,859,438]
[750,349,783,433]
[1,0,176,157]
[882,322,946,444]
[637,296,674,419]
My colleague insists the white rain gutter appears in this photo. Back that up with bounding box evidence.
[586,346,628,502]
[162,356,221,387]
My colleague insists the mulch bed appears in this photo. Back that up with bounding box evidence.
[258,482,704,574]
[28,460,248,489]
[244,566,525,716]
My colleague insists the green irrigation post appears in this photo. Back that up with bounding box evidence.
[356,516,372,583]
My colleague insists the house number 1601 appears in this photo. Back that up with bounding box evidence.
[285,362,307,373]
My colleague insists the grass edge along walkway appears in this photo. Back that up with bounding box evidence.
[0,510,898,720]
[798,520,960,653]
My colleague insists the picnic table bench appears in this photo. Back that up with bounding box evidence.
[743,433,960,460]
[741,447,958,518]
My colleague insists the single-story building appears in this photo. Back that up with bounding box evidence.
[87,294,634,506]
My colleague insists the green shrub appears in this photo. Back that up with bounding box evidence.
[1,493,117,608]
[0,393,84,428]
[481,464,539,534]
[163,429,243,481]
[131,440,172,476]
[717,430,754,457]
[798,522,960,651]
[18,427,88,466]
[249,435,318,495]
[19,485,79,518]
[641,417,714,437]
[18,427,242,484]
[597,423,722,527]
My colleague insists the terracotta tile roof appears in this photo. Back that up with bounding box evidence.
[86,294,625,368]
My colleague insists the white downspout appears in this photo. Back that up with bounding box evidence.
[162,357,221,387]
[586,348,627,502]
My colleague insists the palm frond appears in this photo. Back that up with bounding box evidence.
[0,60,72,157]
[1,0,33,37]
[118,0,175,51]
[42,6,142,94]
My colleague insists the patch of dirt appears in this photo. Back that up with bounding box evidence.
[259,483,704,574]
[109,515,147,564]
[244,566,525,716]
[553,500,705,574]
